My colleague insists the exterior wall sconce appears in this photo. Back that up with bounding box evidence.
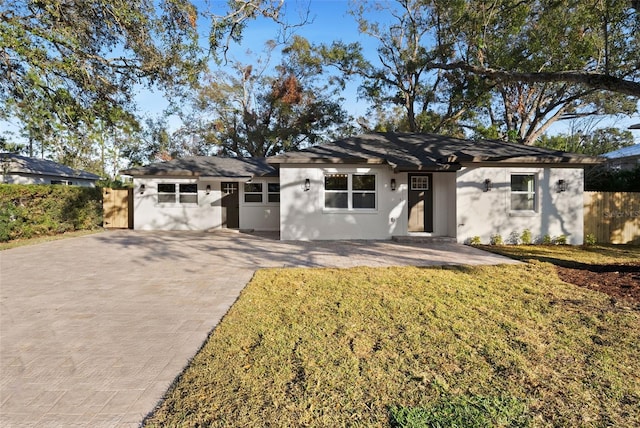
[483,179,492,192]
[390,178,396,191]
[304,178,311,192]
[139,184,145,194]
[206,184,211,195]
[557,179,567,192]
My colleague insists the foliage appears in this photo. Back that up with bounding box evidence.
[585,164,640,191]
[490,234,503,245]
[536,128,634,156]
[390,394,530,428]
[316,0,639,142]
[541,234,553,245]
[0,184,102,241]
[1,0,297,168]
[520,229,532,245]
[584,234,598,246]
[143,263,640,426]
[181,36,352,157]
[468,236,482,246]
[554,235,567,245]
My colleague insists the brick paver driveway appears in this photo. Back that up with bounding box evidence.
[0,230,516,427]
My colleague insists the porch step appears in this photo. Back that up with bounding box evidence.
[392,235,457,244]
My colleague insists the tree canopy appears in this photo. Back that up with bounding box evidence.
[315,0,639,144]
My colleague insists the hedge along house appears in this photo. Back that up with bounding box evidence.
[1,153,101,186]
[121,157,280,231]
[123,133,601,244]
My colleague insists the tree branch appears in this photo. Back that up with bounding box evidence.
[430,61,640,97]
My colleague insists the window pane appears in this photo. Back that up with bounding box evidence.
[511,175,535,192]
[325,175,348,190]
[353,174,375,191]
[158,183,175,193]
[268,193,280,203]
[158,194,176,203]
[244,194,263,203]
[325,192,348,208]
[179,183,197,193]
[411,176,429,190]
[179,194,198,204]
[511,194,534,211]
[353,192,376,209]
[244,183,262,193]
[268,183,280,192]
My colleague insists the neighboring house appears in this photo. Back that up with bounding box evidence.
[122,133,601,244]
[602,144,640,171]
[0,153,101,187]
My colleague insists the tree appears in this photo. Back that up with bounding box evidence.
[537,127,634,155]
[185,36,351,157]
[1,0,298,163]
[315,0,638,143]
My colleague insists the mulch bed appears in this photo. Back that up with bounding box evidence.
[556,264,640,308]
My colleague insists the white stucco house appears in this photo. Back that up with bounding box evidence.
[1,153,101,186]
[122,133,601,244]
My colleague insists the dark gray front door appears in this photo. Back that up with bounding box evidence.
[221,182,239,229]
[408,174,433,232]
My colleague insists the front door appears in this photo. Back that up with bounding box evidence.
[221,182,239,229]
[408,174,433,232]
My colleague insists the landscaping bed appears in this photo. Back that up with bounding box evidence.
[482,245,640,308]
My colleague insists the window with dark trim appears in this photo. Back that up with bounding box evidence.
[244,182,263,203]
[157,183,198,204]
[268,183,280,203]
[324,173,376,210]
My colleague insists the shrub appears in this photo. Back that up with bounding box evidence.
[542,234,552,245]
[468,236,482,246]
[508,231,520,245]
[554,235,567,245]
[0,184,102,242]
[584,234,597,246]
[490,234,503,245]
[520,229,532,245]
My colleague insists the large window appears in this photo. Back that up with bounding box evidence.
[157,183,198,204]
[244,183,263,203]
[510,174,536,211]
[324,173,376,210]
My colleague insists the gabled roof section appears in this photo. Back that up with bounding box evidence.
[121,156,277,178]
[267,133,602,170]
[1,153,101,180]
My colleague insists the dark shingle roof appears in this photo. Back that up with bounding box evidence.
[267,133,602,171]
[1,153,101,180]
[121,156,276,177]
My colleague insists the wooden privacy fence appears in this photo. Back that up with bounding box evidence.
[584,192,640,244]
[103,188,133,229]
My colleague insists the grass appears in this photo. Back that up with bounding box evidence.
[479,244,640,267]
[144,258,640,427]
[0,229,102,250]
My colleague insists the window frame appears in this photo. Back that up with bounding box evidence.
[267,182,280,203]
[243,182,263,203]
[509,173,537,213]
[156,182,198,205]
[323,172,377,211]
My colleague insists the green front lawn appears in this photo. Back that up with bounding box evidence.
[144,254,639,427]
